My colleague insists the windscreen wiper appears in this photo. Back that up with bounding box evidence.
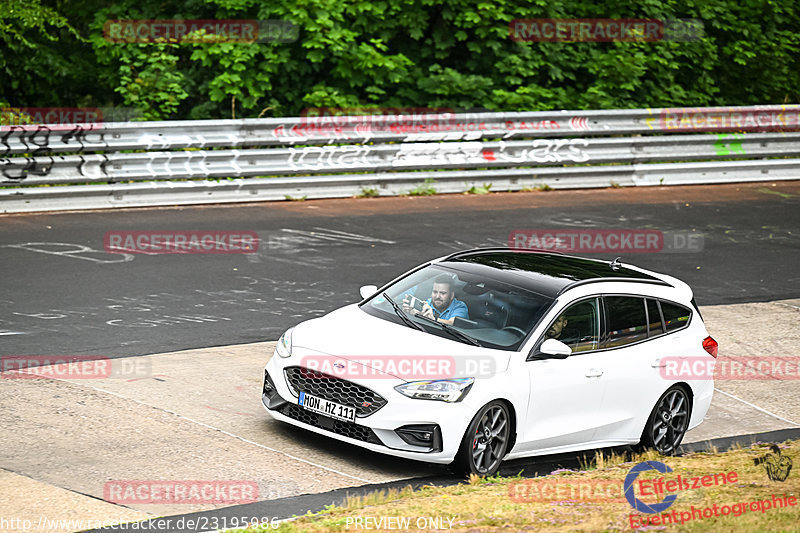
[416,314,482,347]
[383,293,424,332]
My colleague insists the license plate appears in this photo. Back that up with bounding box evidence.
[298,391,356,423]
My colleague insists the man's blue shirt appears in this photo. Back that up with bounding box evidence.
[426,298,469,320]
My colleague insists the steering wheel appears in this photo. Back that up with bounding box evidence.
[501,326,527,337]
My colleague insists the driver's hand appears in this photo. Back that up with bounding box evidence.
[420,302,436,320]
[402,295,415,314]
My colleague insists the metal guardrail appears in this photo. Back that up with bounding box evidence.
[2,105,799,212]
[3,133,800,185]
[3,159,799,214]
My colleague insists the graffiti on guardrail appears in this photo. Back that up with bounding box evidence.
[1,139,592,182]
[1,124,104,151]
[2,106,800,197]
[283,139,590,169]
[714,134,746,156]
[481,138,589,163]
[0,108,106,164]
[1,124,109,176]
[0,138,598,182]
[137,132,239,150]
[0,156,52,180]
[1,154,111,181]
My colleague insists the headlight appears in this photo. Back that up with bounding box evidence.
[275,328,294,358]
[394,378,474,402]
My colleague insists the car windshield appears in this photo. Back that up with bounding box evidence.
[361,264,553,351]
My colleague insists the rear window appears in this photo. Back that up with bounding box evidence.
[603,296,648,348]
[661,301,692,332]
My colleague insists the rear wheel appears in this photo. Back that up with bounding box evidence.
[452,401,511,477]
[640,386,690,454]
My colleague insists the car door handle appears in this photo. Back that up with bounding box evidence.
[585,368,603,378]
[651,358,666,368]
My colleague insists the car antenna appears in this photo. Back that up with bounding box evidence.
[610,257,622,271]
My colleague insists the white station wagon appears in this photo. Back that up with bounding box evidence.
[262,249,717,476]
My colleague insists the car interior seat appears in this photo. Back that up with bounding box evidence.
[472,292,509,329]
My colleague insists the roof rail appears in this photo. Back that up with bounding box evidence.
[557,277,673,296]
[442,247,565,261]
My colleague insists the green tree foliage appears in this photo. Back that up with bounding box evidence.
[1,0,797,119]
[0,0,85,107]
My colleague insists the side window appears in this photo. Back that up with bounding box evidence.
[646,298,664,337]
[545,298,600,353]
[660,300,691,332]
[603,296,648,348]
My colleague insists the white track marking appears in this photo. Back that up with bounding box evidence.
[714,388,800,427]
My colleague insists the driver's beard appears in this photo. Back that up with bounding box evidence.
[433,298,451,312]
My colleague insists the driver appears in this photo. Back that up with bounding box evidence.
[403,274,469,325]
[545,314,568,339]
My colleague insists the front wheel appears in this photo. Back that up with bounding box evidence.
[452,400,511,477]
[640,386,690,454]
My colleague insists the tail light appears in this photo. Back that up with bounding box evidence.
[702,336,718,358]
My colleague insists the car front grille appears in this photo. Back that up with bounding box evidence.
[283,365,388,417]
[277,403,382,445]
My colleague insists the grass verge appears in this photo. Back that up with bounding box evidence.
[239,440,800,532]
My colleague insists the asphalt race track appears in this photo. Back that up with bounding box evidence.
[1,182,799,358]
[1,181,800,532]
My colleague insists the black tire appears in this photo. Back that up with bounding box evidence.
[639,386,690,454]
[452,400,511,477]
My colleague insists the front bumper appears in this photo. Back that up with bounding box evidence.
[262,362,472,464]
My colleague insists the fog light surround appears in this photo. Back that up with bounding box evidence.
[395,424,443,452]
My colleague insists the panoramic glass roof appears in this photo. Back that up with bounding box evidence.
[442,250,661,297]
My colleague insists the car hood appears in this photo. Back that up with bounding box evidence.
[290,304,511,381]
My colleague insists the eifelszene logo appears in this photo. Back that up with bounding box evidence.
[624,460,738,513]
[625,461,678,513]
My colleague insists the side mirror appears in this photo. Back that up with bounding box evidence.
[359,285,378,299]
[528,338,572,361]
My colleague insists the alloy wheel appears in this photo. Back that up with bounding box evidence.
[649,388,689,454]
[470,404,510,475]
